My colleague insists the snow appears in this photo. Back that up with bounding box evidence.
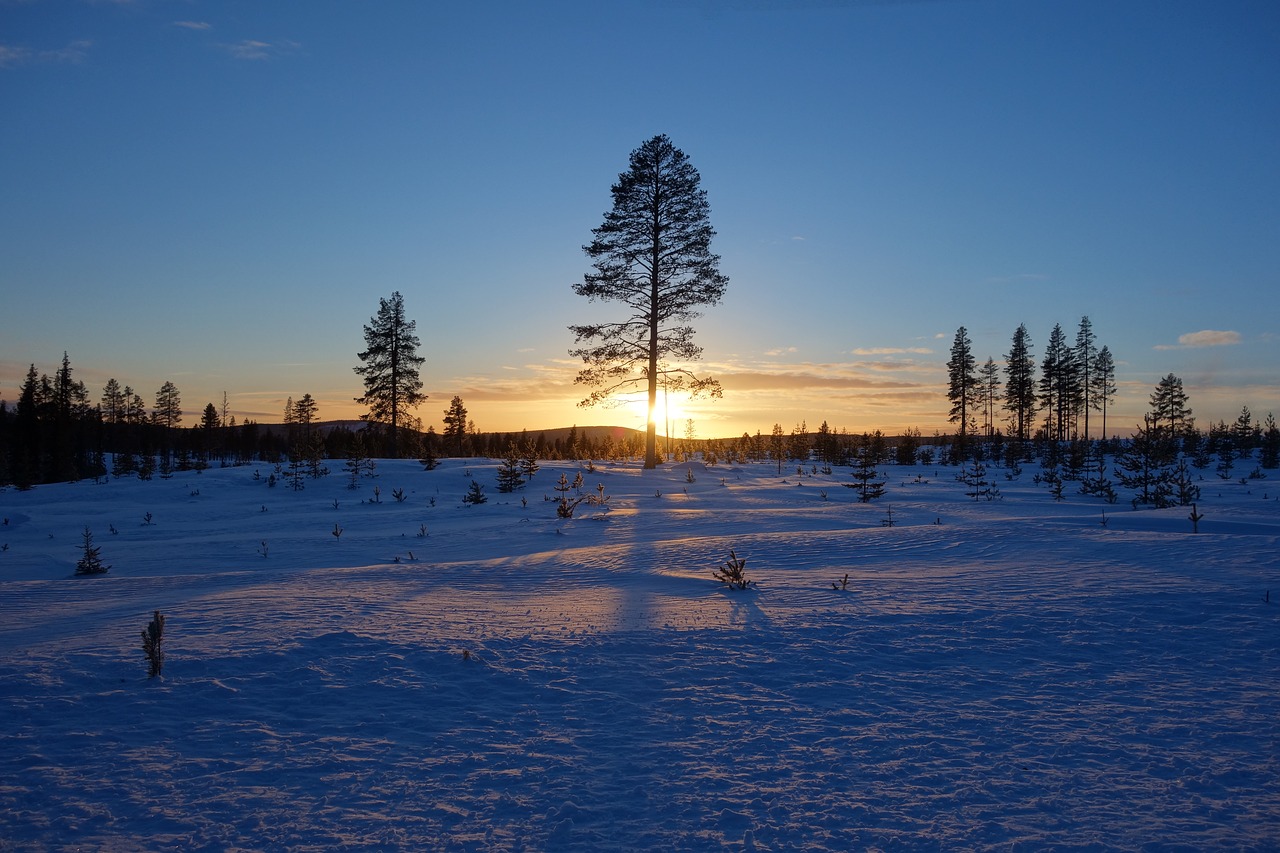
[1,456,1277,850]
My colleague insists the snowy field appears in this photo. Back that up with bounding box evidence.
[1,455,1277,851]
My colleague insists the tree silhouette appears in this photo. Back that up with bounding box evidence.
[570,134,728,468]
[354,291,426,458]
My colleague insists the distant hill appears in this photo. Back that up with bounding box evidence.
[259,421,646,445]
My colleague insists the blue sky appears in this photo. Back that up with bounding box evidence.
[2,0,1277,439]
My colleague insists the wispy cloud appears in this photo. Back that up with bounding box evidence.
[172,21,212,31]
[763,346,797,356]
[222,39,301,61]
[851,347,932,356]
[1154,330,1242,350]
[1,39,92,69]
[0,45,30,68]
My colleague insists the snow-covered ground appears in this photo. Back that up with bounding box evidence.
[1,455,1277,851]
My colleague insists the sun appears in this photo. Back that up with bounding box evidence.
[619,392,690,437]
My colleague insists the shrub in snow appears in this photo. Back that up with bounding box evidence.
[462,480,487,505]
[74,527,110,576]
[1188,503,1204,533]
[141,610,165,678]
[832,573,850,591]
[713,549,754,590]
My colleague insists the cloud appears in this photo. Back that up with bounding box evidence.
[1,39,91,68]
[222,39,300,60]
[0,45,31,68]
[1154,330,1242,350]
[172,21,212,30]
[763,346,798,356]
[851,347,932,356]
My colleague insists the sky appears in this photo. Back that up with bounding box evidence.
[2,0,1278,440]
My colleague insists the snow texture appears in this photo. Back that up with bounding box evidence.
[1,457,1277,850]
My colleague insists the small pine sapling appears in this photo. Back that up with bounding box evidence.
[392,487,407,503]
[75,527,111,575]
[832,573,850,591]
[713,549,754,590]
[462,480,487,505]
[141,610,165,678]
[332,523,343,542]
[1188,503,1204,534]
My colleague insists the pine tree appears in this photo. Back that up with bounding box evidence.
[979,357,1001,439]
[13,364,43,489]
[1094,345,1117,440]
[1259,413,1280,469]
[1038,324,1077,442]
[1075,316,1098,440]
[570,134,728,469]
[1114,415,1174,506]
[294,393,318,429]
[461,479,487,505]
[75,526,110,575]
[519,440,540,482]
[353,291,426,458]
[844,441,887,502]
[154,381,182,429]
[770,423,786,475]
[442,396,468,457]
[1231,405,1257,457]
[418,426,440,470]
[495,444,525,493]
[344,431,372,489]
[946,326,978,441]
[1149,373,1193,447]
[101,378,126,425]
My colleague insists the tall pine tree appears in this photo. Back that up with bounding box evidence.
[354,291,426,458]
[1003,324,1037,441]
[1075,316,1098,440]
[570,134,728,469]
[946,326,978,440]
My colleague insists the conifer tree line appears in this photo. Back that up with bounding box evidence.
[947,317,1118,447]
[4,342,1278,491]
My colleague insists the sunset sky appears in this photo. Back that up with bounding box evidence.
[3,0,1277,440]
